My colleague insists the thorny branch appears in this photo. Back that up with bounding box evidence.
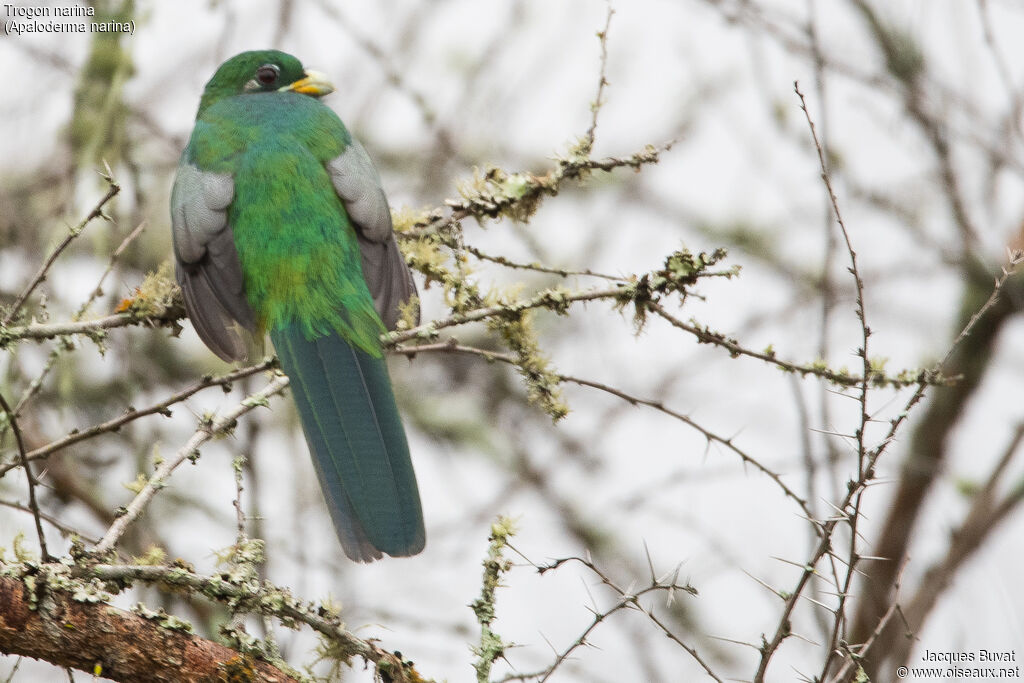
[10,220,149,423]
[755,249,1023,681]
[394,338,816,524]
[794,80,874,683]
[752,85,1023,683]
[491,550,715,683]
[0,305,183,349]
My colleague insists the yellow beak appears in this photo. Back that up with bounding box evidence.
[281,70,334,97]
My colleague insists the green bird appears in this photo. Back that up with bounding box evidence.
[171,50,425,561]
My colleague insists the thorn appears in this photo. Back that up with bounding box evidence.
[643,540,656,583]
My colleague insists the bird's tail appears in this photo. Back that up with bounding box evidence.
[271,324,425,561]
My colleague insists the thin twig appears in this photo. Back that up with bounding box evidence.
[384,284,633,346]
[0,359,277,477]
[826,562,907,683]
[2,176,120,326]
[0,392,49,560]
[464,244,623,282]
[394,339,817,525]
[755,251,1022,682]
[1,308,182,348]
[804,4,844,644]
[1,655,21,682]
[0,499,100,545]
[648,302,927,389]
[947,254,1023,355]
[582,3,614,151]
[497,553,717,683]
[78,221,149,320]
[11,221,149,421]
[796,79,876,682]
[224,454,252,648]
[756,82,875,682]
[405,145,672,239]
[233,455,247,542]
[387,276,923,392]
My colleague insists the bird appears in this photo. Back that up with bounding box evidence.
[170,50,425,562]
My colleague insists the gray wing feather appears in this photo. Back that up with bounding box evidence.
[327,140,419,330]
[171,159,257,362]
[327,140,392,242]
[356,233,420,330]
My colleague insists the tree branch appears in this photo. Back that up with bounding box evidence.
[1,173,120,327]
[92,374,290,555]
[0,358,277,478]
[0,572,296,682]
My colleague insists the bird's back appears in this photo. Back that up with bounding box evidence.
[188,92,383,352]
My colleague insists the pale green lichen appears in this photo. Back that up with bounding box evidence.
[396,295,421,330]
[122,472,148,494]
[488,311,568,421]
[456,166,554,224]
[470,516,518,683]
[115,261,180,319]
[131,603,194,633]
[131,546,168,566]
[215,538,265,588]
[12,532,36,563]
[390,205,437,234]
[241,394,270,409]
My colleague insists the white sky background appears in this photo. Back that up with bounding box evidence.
[2,0,1024,681]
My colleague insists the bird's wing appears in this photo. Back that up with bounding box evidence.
[171,159,258,362]
[327,139,419,331]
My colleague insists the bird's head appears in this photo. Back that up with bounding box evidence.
[197,50,334,116]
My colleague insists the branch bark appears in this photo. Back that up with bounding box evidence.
[0,573,296,682]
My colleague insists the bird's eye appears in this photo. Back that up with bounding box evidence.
[255,64,280,86]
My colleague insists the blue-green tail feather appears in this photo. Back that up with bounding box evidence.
[271,324,425,561]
